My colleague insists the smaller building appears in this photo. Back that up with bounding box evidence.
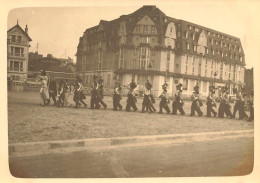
[28,52,76,81]
[7,22,32,81]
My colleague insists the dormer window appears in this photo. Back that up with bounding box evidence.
[189,25,192,30]
[185,31,188,39]
[207,31,211,36]
[195,28,199,32]
[187,43,190,50]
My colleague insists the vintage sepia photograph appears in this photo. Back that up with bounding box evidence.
[3,0,258,180]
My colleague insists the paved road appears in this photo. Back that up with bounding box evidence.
[9,136,253,178]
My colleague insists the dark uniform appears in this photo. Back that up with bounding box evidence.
[90,75,99,109]
[96,78,107,109]
[57,80,65,107]
[125,80,138,111]
[218,86,232,118]
[190,84,203,117]
[113,85,123,111]
[145,80,156,112]
[74,76,87,108]
[172,83,185,115]
[141,89,153,113]
[159,89,171,114]
[49,77,57,105]
[232,88,241,118]
[206,86,217,117]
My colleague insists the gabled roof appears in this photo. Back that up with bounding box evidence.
[7,24,32,41]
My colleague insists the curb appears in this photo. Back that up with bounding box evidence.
[9,129,254,158]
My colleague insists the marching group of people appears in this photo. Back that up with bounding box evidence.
[39,70,254,122]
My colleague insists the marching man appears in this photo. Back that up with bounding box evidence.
[172,83,185,115]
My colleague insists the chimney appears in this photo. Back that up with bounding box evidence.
[25,25,28,34]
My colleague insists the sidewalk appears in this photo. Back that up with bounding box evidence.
[9,129,254,158]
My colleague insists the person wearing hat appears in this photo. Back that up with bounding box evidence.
[113,81,123,111]
[39,75,50,106]
[57,80,65,107]
[190,83,203,117]
[206,85,217,117]
[90,75,100,109]
[172,83,185,115]
[141,81,154,113]
[232,87,242,118]
[219,86,232,118]
[238,92,248,120]
[144,80,156,112]
[74,76,87,108]
[247,89,254,122]
[40,69,50,105]
[159,88,171,114]
[125,79,138,112]
[95,77,107,109]
[48,76,57,106]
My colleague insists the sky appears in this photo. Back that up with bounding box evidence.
[7,0,260,69]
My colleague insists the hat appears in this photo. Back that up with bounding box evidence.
[193,84,199,92]
[176,83,182,88]
[130,80,137,89]
[145,81,152,90]
[41,69,46,76]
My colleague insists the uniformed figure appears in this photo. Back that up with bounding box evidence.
[206,85,217,117]
[172,83,185,115]
[145,80,156,112]
[159,88,171,114]
[96,78,107,109]
[48,76,57,105]
[90,75,99,109]
[247,89,254,122]
[232,88,242,118]
[113,81,123,111]
[125,79,138,112]
[218,86,232,118]
[57,80,65,107]
[74,76,87,108]
[238,93,248,120]
[190,84,203,117]
[141,88,153,113]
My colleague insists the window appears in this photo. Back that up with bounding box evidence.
[206,48,209,54]
[187,43,190,50]
[151,26,155,33]
[208,31,211,35]
[143,25,148,33]
[141,36,150,43]
[17,36,22,43]
[183,79,188,90]
[240,56,243,62]
[220,61,223,79]
[177,31,181,37]
[220,41,223,47]
[135,25,140,33]
[238,46,241,53]
[192,33,195,40]
[185,31,189,39]
[166,62,170,72]
[151,50,155,56]
[198,57,202,76]
[167,50,170,61]
[211,39,213,45]
[185,55,188,74]
[175,64,179,69]
[212,50,215,56]
[229,44,231,50]
[189,25,192,30]
[233,64,236,81]
[133,59,137,68]
[195,28,199,32]
[140,47,150,69]
[221,52,224,57]
[229,64,231,79]
[119,49,124,69]
[192,56,195,75]
[216,41,218,46]
[205,59,208,76]
[211,60,214,77]
[9,61,23,71]
[164,18,167,23]
[11,35,16,42]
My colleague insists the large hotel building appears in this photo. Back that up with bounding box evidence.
[76,6,246,98]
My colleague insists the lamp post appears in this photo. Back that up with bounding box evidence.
[213,71,218,88]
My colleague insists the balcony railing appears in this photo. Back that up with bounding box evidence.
[7,39,28,45]
[8,52,25,57]
[8,67,24,72]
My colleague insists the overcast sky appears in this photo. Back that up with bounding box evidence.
[7,1,260,68]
